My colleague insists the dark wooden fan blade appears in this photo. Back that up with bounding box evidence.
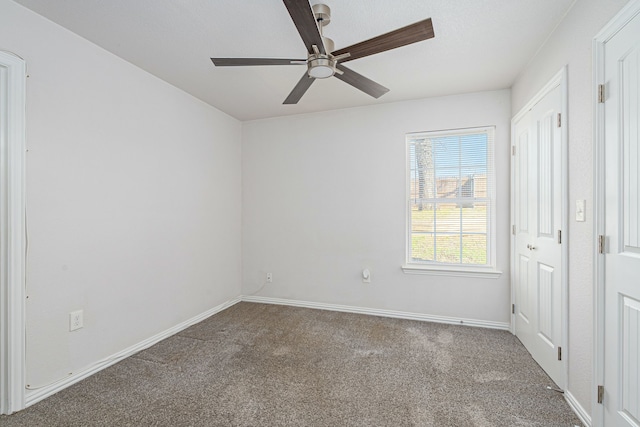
[332,18,434,63]
[211,58,305,66]
[283,72,315,104]
[334,64,389,99]
[282,0,325,54]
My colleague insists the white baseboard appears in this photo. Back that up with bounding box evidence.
[23,295,510,408]
[565,390,591,427]
[241,295,510,330]
[25,297,241,407]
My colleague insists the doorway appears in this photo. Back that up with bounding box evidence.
[0,50,26,415]
[511,68,568,389]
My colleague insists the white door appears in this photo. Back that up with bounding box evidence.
[513,83,564,388]
[602,8,640,426]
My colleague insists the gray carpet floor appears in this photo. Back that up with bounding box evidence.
[2,302,583,426]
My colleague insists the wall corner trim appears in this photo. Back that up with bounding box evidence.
[24,296,242,408]
[241,295,510,330]
[0,50,27,415]
[565,390,592,427]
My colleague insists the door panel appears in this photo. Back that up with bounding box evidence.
[622,296,640,424]
[538,111,555,237]
[537,263,554,345]
[518,128,530,233]
[518,254,531,324]
[513,83,564,388]
[623,46,640,252]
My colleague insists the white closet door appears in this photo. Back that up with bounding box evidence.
[513,84,563,388]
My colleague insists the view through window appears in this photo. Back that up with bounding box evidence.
[407,127,495,267]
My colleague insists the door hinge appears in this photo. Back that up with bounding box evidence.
[512,145,516,156]
[557,113,561,128]
[557,230,562,244]
[597,385,604,404]
[557,346,562,361]
[598,235,605,254]
[512,303,515,314]
[512,225,516,235]
[598,84,605,103]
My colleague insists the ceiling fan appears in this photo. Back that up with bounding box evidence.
[211,0,435,104]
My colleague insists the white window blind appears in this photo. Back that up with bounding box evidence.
[406,126,495,267]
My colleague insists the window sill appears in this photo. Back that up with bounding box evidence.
[401,264,503,279]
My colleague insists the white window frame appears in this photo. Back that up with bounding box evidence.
[402,126,501,278]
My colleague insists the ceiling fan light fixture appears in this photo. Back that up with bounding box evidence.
[307,56,336,78]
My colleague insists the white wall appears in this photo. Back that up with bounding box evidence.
[511,0,630,416]
[243,90,511,324]
[1,0,242,390]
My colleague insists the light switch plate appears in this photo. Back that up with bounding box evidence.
[576,200,586,222]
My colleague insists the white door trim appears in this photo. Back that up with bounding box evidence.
[0,50,27,415]
[593,1,640,425]
[510,66,568,390]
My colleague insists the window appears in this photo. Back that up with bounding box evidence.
[404,126,498,276]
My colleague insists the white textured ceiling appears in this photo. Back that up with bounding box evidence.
[13,0,575,121]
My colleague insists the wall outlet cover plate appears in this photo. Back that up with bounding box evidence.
[69,310,83,331]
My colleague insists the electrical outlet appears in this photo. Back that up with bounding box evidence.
[69,310,83,331]
[266,272,273,283]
